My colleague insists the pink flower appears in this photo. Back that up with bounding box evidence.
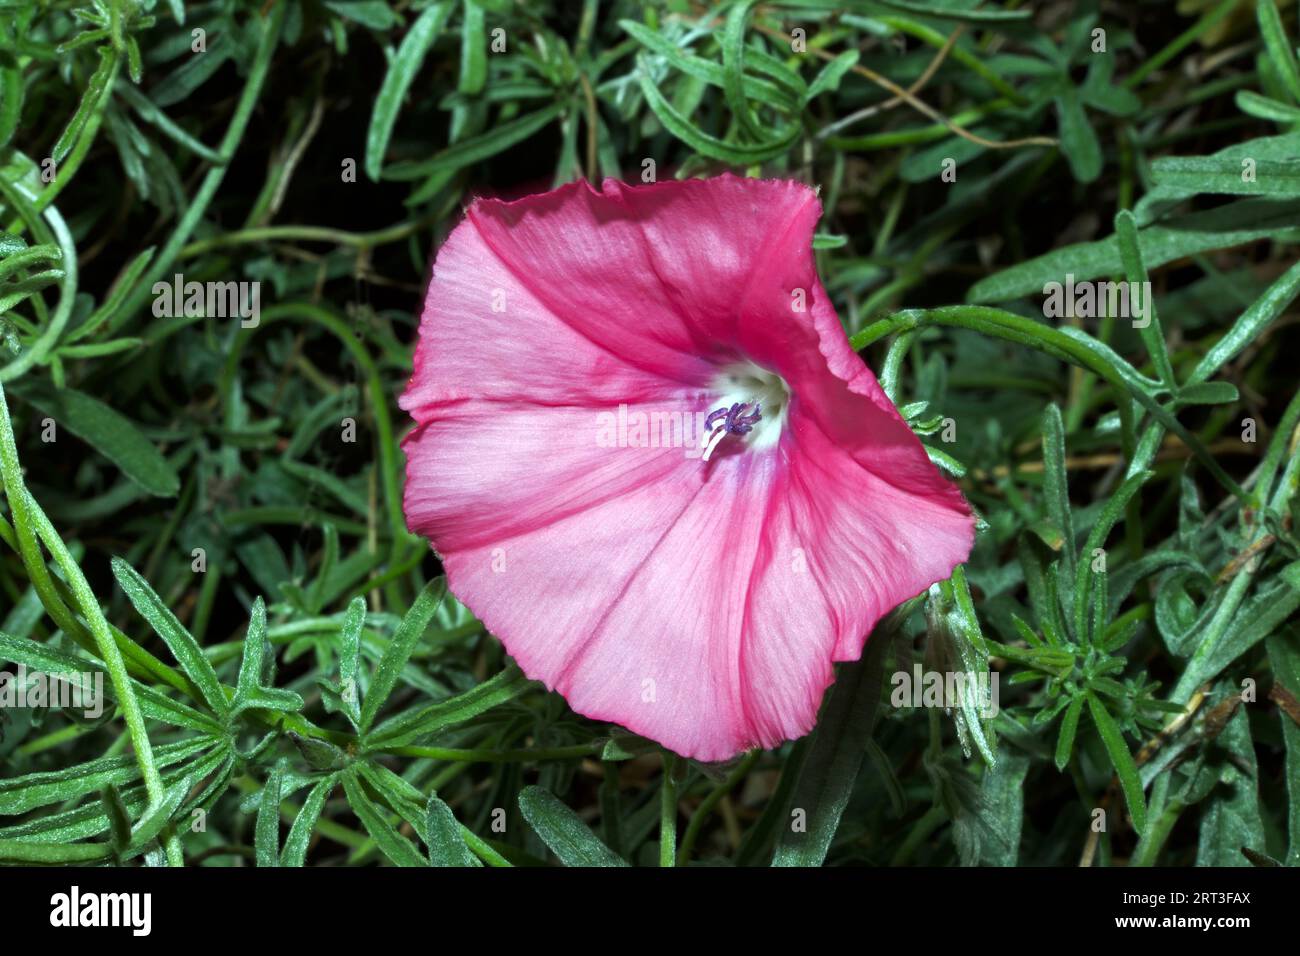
[400,175,974,762]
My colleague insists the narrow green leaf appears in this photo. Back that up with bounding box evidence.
[1114,209,1177,390]
[126,768,195,857]
[1258,0,1300,103]
[342,772,427,867]
[1235,90,1300,123]
[722,1,764,140]
[1054,694,1084,770]
[358,577,447,732]
[518,785,628,867]
[15,383,179,496]
[459,0,487,95]
[281,774,339,867]
[967,198,1300,303]
[0,628,220,733]
[1150,157,1300,197]
[1072,471,1152,641]
[1041,404,1074,575]
[365,664,529,748]
[325,1,399,30]
[869,0,1031,21]
[637,69,798,164]
[1265,630,1300,866]
[773,622,895,865]
[233,597,268,708]
[365,2,453,180]
[1195,705,1265,866]
[426,792,478,866]
[807,50,859,100]
[384,103,564,181]
[112,558,229,718]
[1189,258,1300,385]
[152,34,232,107]
[1087,692,1147,835]
[338,595,365,728]
[1055,88,1101,183]
[256,760,285,867]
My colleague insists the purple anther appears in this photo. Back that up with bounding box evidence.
[706,402,763,436]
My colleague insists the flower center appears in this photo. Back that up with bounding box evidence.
[701,361,790,461]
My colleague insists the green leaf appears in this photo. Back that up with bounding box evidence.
[1114,209,1177,390]
[384,103,565,181]
[281,774,339,867]
[617,20,798,113]
[1194,565,1300,688]
[151,34,233,107]
[0,838,112,864]
[1266,630,1300,866]
[1235,90,1300,123]
[636,69,798,165]
[518,785,627,867]
[325,1,399,31]
[233,597,268,709]
[1189,259,1300,386]
[978,751,1030,865]
[459,0,487,95]
[337,595,365,728]
[1150,157,1300,197]
[773,621,895,865]
[967,198,1300,303]
[256,760,285,867]
[0,629,220,733]
[1041,404,1074,575]
[722,1,764,141]
[1054,87,1101,183]
[365,4,452,179]
[1257,0,1300,104]
[868,0,1031,21]
[1195,705,1265,866]
[807,50,859,100]
[1054,695,1084,771]
[1087,692,1147,835]
[426,792,478,867]
[126,769,195,857]
[342,772,427,867]
[358,577,447,732]
[112,558,229,718]
[1177,381,1238,405]
[15,382,179,496]
[365,664,530,748]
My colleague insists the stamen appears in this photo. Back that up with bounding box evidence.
[700,401,763,462]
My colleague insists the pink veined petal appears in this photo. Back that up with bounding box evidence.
[399,190,706,420]
[400,174,976,761]
[404,394,971,761]
[406,175,825,407]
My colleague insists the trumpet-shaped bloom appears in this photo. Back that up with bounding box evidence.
[400,175,974,761]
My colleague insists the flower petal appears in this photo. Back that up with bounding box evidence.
[401,175,976,761]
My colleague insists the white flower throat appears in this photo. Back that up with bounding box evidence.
[701,361,790,461]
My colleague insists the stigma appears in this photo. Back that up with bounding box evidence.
[699,360,791,462]
[701,402,763,461]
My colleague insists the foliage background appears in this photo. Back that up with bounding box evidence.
[0,0,1298,867]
